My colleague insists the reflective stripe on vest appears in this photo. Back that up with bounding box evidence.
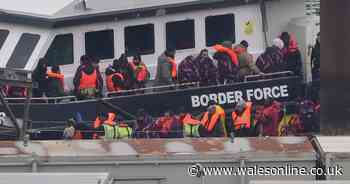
[116,125,132,139]
[183,114,201,137]
[79,70,97,90]
[103,124,117,139]
[232,102,252,130]
[93,113,116,139]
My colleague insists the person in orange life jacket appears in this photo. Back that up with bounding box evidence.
[93,112,116,139]
[213,41,239,84]
[155,49,177,86]
[73,59,103,99]
[117,54,135,90]
[280,32,302,76]
[200,100,228,137]
[154,110,178,138]
[231,99,255,137]
[46,65,65,98]
[259,98,282,136]
[130,54,150,89]
[181,111,203,138]
[105,66,125,93]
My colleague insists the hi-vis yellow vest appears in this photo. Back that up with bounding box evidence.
[103,124,132,139]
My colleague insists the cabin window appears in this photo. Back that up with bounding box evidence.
[124,24,155,56]
[6,33,40,69]
[166,19,195,50]
[0,29,9,50]
[45,34,74,66]
[85,29,114,60]
[205,14,235,46]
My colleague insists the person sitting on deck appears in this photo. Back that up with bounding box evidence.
[95,113,133,140]
[46,65,65,98]
[231,99,255,137]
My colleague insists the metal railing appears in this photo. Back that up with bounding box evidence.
[244,71,294,82]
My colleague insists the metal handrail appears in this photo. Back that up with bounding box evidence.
[5,95,78,103]
[106,82,199,96]
[244,71,294,82]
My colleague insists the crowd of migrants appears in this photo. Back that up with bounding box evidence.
[59,97,320,140]
[3,32,320,99]
[3,31,320,139]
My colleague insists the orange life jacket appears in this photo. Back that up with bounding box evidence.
[79,70,97,90]
[169,58,177,79]
[106,73,124,92]
[47,71,65,89]
[201,106,226,134]
[130,62,149,82]
[213,44,239,66]
[182,114,201,125]
[73,130,83,140]
[232,102,252,130]
[93,113,116,139]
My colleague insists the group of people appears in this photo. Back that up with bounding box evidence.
[2,31,320,100]
[63,98,320,140]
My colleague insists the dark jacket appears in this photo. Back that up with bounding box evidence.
[311,41,320,80]
[256,46,285,74]
[178,55,199,83]
[195,55,218,86]
[213,52,239,84]
[155,53,173,86]
[235,44,261,81]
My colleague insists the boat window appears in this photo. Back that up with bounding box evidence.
[125,24,154,56]
[85,29,114,60]
[166,19,195,50]
[0,29,9,50]
[45,34,74,66]
[205,14,235,47]
[6,33,40,69]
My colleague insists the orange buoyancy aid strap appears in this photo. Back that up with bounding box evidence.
[183,114,201,125]
[232,102,252,130]
[201,112,220,132]
[169,59,177,78]
[47,71,64,79]
[213,44,239,66]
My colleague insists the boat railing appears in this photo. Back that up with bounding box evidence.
[105,82,200,97]
[244,71,294,82]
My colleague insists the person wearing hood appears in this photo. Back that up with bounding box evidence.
[73,58,103,99]
[200,100,227,137]
[194,49,218,86]
[280,32,303,76]
[231,99,254,137]
[213,41,239,84]
[117,54,135,90]
[32,58,48,97]
[256,38,285,74]
[259,98,282,136]
[235,40,262,81]
[177,55,200,84]
[155,49,177,86]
